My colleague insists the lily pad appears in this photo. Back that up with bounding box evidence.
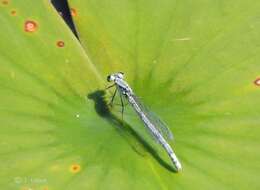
[0,1,102,189]
[68,0,260,189]
[0,0,260,190]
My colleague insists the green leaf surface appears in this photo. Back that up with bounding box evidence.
[0,1,103,190]
[1,0,260,190]
[68,0,260,189]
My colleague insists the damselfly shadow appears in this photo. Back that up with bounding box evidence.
[87,90,177,172]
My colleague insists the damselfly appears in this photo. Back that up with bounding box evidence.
[107,72,182,172]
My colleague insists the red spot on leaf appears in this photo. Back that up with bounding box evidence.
[24,20,38,33]
[56,40,65,47]
[254,78,260,86]
[70,164,81,173]
[11,10,16,16]
[1,0,8,5]
[70,8,77,17]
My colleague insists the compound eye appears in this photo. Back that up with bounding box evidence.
[107,75,111,82]
[118,72,124,79]
[107,75,116,82]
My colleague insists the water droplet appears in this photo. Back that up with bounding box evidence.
[254,78,260,86]
[70,8,77,17]
[24,20,38,33]
[56,40,65,47]
[70,164,81,173]
[58,11,63,17]
[76,114,80,118]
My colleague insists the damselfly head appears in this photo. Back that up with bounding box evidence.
[107,75,115,82]
[107,72,124,82]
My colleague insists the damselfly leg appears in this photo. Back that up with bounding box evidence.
[119,91,125,120]
[108,88,117,107]
[106,86,129,120]
[106,83,116,90]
